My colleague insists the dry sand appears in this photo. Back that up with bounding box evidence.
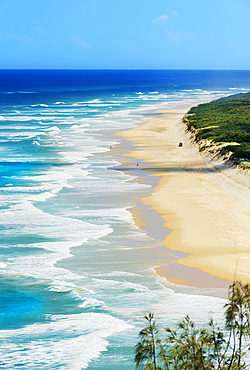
[114,105,250,288]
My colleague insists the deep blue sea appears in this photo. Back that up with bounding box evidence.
[0,70,250,369]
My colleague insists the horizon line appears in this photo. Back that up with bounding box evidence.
[0,68,250,71]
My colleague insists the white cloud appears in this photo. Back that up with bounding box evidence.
[171,10,178,18]
[117,37,137,52]
[8,31,34,48]
[152,15,168,25]
[71,36,90,50]
[168,31,181,42]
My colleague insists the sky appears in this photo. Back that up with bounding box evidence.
[0,0,250,69]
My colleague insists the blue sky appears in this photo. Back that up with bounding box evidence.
[1,0,250,69]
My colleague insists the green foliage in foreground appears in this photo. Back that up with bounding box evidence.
[135,281,250,370]
[184,92,250,162]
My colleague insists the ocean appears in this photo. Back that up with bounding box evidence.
[0,69,250,369]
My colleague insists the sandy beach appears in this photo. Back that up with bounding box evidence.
[114,105,250,288]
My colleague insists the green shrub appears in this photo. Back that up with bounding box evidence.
[185,92,250,162]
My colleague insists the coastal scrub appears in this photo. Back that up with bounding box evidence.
[135,281,250,369]
[184,92,250,165]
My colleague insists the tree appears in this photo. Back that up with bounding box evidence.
[161,316,216,370]
[224,281,250,368]
[135,282,250,370]
[135,313,162,370]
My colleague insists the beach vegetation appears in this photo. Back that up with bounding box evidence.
[135,281,250,369]
[135,313,161,370]
[184,92,250,163]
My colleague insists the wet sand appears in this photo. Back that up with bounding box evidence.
[113,105,250,289]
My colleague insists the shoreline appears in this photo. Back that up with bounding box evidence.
[112,104,250,289]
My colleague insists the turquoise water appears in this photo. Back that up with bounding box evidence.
[0,70,250,369]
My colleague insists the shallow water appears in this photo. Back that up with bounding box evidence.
[0,70,250,369]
